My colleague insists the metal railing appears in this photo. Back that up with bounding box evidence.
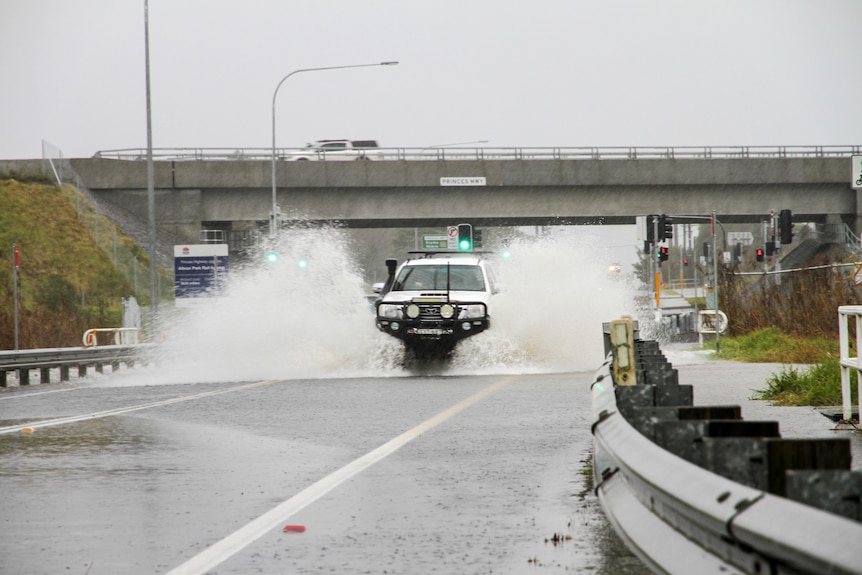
[0,345,150,387]
[594,319,862,573]
[838,305,862,426]
[837,223,862,254]
[92,145,862,162]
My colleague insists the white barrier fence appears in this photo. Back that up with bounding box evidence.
[838,306,862,425]
[83,327,140,347]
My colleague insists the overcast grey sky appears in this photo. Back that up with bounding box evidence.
[2,0,860,159]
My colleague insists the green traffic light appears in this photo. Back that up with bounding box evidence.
[266,251,278,263]
[297,259,308,269]
[458,239,472,251]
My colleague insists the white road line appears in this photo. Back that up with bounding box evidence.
[0,386,81,400]
[0,380,279,435]
[166,374,518,575]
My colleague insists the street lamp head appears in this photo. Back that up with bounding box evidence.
[270,59,399,238]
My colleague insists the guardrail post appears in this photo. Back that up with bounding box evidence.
[40,368,50,384]
[18,368,29,385]
[60,366,70,382]
[0,371,7,387]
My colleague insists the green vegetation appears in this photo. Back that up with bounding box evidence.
[753,356,857,406]
[700,329,852,407]
[691,247,862,407]
[0,175,152,348]
[703,328,837,364]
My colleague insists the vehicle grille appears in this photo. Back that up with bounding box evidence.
[417,304,445,320]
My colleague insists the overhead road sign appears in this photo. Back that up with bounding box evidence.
[440,177,486,186]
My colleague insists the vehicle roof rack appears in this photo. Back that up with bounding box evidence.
[406,250,492,259]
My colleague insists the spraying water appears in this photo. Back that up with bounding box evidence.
[103,226,648,386]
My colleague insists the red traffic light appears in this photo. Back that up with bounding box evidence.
[683,258,689,266]
[756,248,764,262]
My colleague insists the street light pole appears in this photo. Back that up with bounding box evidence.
[269,61,398,237]
[144,0,157,336]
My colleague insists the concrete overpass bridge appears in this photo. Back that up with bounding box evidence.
[10,145,862,245]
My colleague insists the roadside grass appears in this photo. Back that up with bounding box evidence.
[701,328,852,406]
[702,327,837,364]
[752,356,857,407]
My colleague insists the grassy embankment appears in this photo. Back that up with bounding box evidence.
[0,173,152,348]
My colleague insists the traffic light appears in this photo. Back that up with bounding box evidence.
[297,258,308,269]
[756,248,764,262]
[659,246,669,261]
[646,215,658,243]
[765,241,775,256]
[660,214,673,240]
[473,228,483,248]
[266,251,278,263]
[779,209,793,244]
[683,258,689,266]
[457,223,473,251]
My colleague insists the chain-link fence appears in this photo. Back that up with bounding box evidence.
[41,140,172,314]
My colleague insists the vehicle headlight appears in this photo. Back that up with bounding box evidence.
[460,304,485,319]
[440,304,454,319]
[378,304,402,319]
[406,304,420,319]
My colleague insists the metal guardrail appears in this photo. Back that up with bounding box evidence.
[0,345,150,387]
[593,318,862,574]
[91,145,862,162]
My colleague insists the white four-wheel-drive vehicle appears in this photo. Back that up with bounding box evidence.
[374,251,499,358]
[288,139,382,161]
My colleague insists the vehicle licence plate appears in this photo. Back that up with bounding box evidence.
[413,328,452,335]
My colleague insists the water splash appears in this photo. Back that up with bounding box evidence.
[450,228,638,374]
[99,226,644,386]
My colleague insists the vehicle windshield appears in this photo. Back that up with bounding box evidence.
[393,264,486,291]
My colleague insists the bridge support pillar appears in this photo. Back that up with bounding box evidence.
[825,213,846,242]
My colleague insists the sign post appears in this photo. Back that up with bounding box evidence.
[173,244,229,307]
[422,234,450,249]
[12,244,19,350]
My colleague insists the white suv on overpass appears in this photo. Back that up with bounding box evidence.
[288,139,383,161]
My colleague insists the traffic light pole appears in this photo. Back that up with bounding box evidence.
[653,216,661,308]
[712,211,720,354]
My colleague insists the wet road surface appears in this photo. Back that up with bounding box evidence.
[2,356,857,574]
[1,370,647,575]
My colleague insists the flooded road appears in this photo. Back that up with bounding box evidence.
[3,229,857,574]
[0,370,650,575]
